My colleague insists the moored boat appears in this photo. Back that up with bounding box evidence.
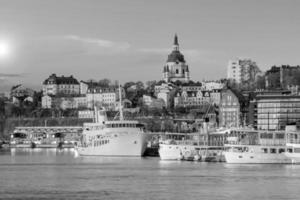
[76,86,149,157]
[224,129,291,164]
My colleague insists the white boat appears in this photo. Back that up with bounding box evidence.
[76,86,148,157]
[224,130,292,164]
[224,144,291,164]
[284,128,300,163]
[158,130,224,162]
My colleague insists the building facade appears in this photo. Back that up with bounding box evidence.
[163,34,190,83]
[86,86,125,110]
[219,89,241,127]
[42,74,80,96]
[174,90,211,107]
[227,59,261,84]
[252,95,300,130]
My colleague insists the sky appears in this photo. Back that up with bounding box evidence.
[1,0,300,91]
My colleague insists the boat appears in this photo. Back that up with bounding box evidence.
[158,123,225,162]
[76,86,149,157]
[224,129,291,164]
[284,126,300,163]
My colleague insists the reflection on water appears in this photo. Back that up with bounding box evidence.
[0,149,300,200]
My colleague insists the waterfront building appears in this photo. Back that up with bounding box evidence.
[227,59,261,85]
[251,94,300,130]
[163,34,190,83]
[219,88,244,127]
[42,74,80,96]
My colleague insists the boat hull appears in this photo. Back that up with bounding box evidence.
[76,132,148,157]
[224,152,291,164]
[158,143,224,161]
[284,152,300,163]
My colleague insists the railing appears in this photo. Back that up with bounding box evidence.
[286,138,300,144]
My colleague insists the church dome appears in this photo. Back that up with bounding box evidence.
[166,34,185,63]
[167,50,185,63]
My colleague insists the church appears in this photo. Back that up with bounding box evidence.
[163,34,190,83]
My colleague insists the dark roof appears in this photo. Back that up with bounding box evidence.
[43,74,79,85]
[167,50,185,63]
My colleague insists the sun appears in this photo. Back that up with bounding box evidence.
[0,40,11,59]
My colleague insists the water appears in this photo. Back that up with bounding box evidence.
[0,149,300,200]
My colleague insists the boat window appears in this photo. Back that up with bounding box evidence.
[287,148,293,153]
[275,133,285,139]
[238,155,243,158]
[250,156,254,159]
[270,148,277,154]
[136,124,144,128]
[261,148,268,153]
[279,149,285,153]
[294,148,300,153]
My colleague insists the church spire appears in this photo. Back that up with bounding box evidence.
[174,34,179,45]
[173,33,179,51]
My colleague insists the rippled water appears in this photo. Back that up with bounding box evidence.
[0,149,300,200]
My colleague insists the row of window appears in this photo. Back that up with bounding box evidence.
[94,140,109,147]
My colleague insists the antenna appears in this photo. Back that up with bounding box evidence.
[119,82,124,121]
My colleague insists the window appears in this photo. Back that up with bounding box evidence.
[262,148,268,153]
[270,148,277,154]
[279,149,285,153]
[176,69,179,74]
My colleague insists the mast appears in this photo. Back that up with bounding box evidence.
[119,83,124,121]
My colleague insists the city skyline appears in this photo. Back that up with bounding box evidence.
[1,0,300,90]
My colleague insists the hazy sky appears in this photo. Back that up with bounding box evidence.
[1,0,300,90]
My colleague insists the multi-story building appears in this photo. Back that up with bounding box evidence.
[86,86,125,110]
[42,74,80,96]
[251,94,300,130]
[174,85,221,107]
[227,59,261,85]
[163,34,190,83]
[154,83,175,108]
[174,90,211,107]
[41,95,87,109]
[265,65,300,89]
[219,89,243,127]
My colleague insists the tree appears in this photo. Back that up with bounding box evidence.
[98,79,111,87]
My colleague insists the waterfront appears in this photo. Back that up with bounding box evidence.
[0,149,299,199]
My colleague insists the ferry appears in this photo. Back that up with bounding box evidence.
[76,87,148,157]
[224,129,292,164]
